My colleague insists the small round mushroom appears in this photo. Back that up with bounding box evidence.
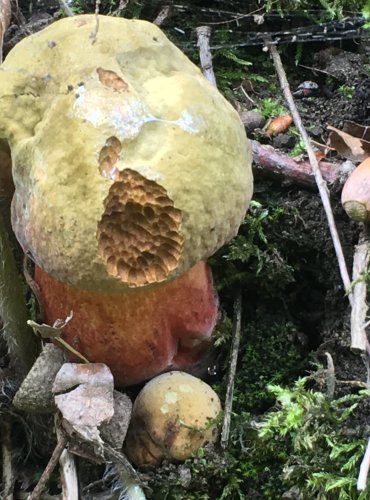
[125,371,221,466]
[341,157,370,222]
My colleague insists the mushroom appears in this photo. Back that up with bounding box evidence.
[125,371,221,466]
[0,15,253,385]
[341,157,370,222]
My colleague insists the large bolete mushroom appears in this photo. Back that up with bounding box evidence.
[0,15,252,385]
[125,371,222,466]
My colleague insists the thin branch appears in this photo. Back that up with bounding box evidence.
[221,290,242,449]
[153,5,174,27]
[266,41,353,306]
[29,434,68,500]
[196,26,217,88]
[90,0,101,44]
[56,423,78,500]
[58,0,74,16]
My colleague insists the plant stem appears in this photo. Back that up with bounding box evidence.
[0,212,38,377]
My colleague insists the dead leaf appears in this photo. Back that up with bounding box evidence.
[266,115,293,136]
[27,313,90,363]
[327,125,370,162]
[53,363,114,456]
[0,0,11,63]
[342,121,370,142]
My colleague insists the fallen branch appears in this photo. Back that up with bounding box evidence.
[349,226,370,353]
[251,139,350,188]
[266,41,353,306]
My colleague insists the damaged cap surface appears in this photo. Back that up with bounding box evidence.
[0,15,252,292]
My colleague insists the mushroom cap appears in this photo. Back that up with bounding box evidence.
[0,15,252,293]
[125,371,221,465]
[341,157,370,222]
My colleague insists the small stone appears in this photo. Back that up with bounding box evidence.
[240,110,266,133]
[13,344,67,413]
[100,390,132,449]
[272,133,296,150]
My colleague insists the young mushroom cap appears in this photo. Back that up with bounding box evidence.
[0,15,253,293]
[125,371,222,466]
[341,157,370,222]
[35,261,218,387]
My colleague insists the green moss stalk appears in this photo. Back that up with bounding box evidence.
[0,212,38,377]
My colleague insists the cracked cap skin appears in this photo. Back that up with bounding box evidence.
[0,14,253,293]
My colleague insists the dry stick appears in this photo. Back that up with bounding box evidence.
[58,0,74,16]
[1,419,14,499]
[0,212,38,378]
[29,434,68,500]
[196,26,217,87]
[196,25,242,449]
[153,5,174,27]
[221,290,242,449]
[350,225,370,353]
[267,42,354,306]
[56,423,78,500]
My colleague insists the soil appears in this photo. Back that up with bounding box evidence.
[2,2,370,499]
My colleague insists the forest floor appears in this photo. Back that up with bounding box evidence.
[2,1,370,499]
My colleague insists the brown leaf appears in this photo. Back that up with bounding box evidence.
[53,363,114,455]
[265,115,293,136]
[327,125,370,162]
[0,0,11,63]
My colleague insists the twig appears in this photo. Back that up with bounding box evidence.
[195,23,242,450]
[0,212,38,378]
[90,0,101,44]
[266,41,353,306]
[358,437,370,491]
[56,423,78,500]
[195,26,217,88]
[221,290,242,449]
[58,0,74,16]
[1,419,14,499]
[153,5,174,27]
[28,434,68,500]
[349,225,370,353]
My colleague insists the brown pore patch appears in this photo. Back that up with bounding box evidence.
[97,67,128,91]
[99,137,122,179]
[97,169,183,287]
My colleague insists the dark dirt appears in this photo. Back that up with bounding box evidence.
[2,1,370,498]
